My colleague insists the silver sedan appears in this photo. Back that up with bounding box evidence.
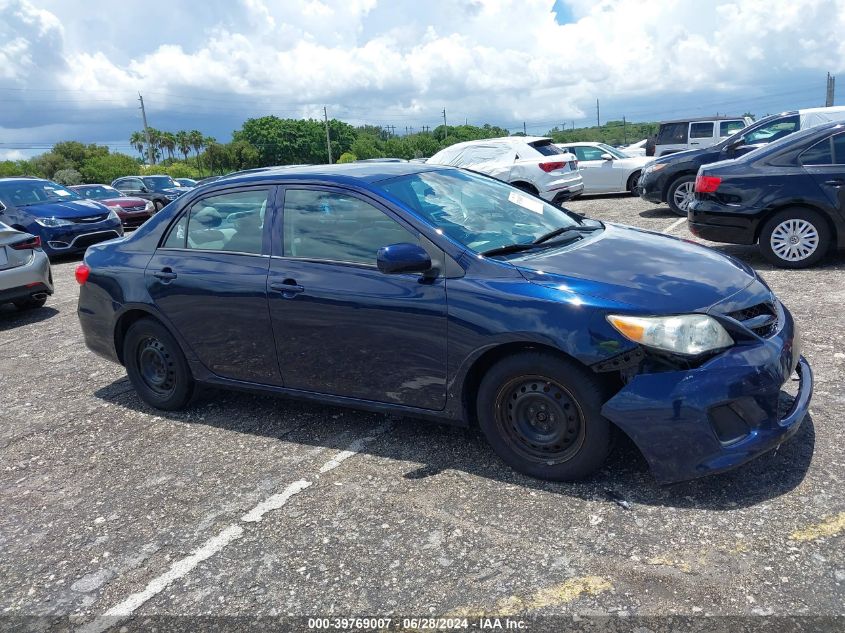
[0,221,53,310]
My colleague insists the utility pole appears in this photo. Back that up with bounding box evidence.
[523,121,527,135]
[323,107,333,164]
[442,109,448,141]
[623,116,627,145]
[596,98,600,128]
[138,93,154,165]
[826,72,836,107]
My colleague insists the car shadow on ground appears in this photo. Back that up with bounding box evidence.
[94,379,815,512]
[638,206,678,219]
[709,243,845,271]
[0,305,59,331]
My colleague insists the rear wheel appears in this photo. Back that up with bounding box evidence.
[758,208,831,269]
[476,352,610,481]
[667,174,696,216]
[124,317,194,410]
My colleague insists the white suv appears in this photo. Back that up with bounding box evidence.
[654,116,753,156]
[427,136,583,204]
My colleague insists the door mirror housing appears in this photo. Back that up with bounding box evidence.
[600,153,614,161]
[377,242,432,275]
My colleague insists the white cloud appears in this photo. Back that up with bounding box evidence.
[1,0,845,150]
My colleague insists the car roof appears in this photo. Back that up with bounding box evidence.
[0,177,50,183]
[211,162,450,187]
[660,115,749,124]
[555,141,608,147]
[797,105,845,115]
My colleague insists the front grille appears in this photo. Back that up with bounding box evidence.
[727,301,779,337]
[124,205,147,212]
[70,213,108,224]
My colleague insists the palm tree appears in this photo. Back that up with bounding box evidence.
[161,131,177,162]
[175,131,191,163]
[188,130,204,174]
[129,131,146,161]
[147,128,162,165]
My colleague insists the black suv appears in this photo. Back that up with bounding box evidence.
[111,175,191,211]
[639,113,802,215]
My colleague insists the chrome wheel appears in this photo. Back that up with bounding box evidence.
[672,180,695,212]
[769,218,819,262]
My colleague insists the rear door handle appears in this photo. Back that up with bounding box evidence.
[153,268,177,281]
[270,280,305,297]
[824,179,845,187]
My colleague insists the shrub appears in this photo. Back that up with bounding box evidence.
[52,168,83,185]
[337,152,357,164]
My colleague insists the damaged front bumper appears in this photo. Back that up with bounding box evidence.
[601,305,813,484]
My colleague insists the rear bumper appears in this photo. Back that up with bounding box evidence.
[540,178,584,204]
[0,250,53,304]
[602,305,812,484]
[688,199,759,245]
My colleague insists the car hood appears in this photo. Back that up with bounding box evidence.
[515,223,761,313]
[20,199,110,218]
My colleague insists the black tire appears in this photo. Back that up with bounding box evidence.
[154,199,165,212]
[476,352,610,481]
[124,317,194,410]
[758,207,831,269]
[627,171,642,196]
[13,295,47,310]
[666,174,696,216]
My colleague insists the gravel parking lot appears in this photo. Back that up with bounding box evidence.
[1,195,843,629]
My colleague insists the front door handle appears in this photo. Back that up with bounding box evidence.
[270,279,305,298]
[153,268,177,282]
[824,178,845,187]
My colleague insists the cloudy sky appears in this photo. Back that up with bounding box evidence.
[1,0,844,158]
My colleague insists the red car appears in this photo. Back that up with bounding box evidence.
[69,184,154,228]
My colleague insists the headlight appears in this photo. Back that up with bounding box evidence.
[106,208,120,221]
[34,217,73,227]
[607,314,734,356]
[144,200,154,211]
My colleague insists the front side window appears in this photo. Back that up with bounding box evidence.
[163,189,269,254]
[800,138,833,165]
[832,133,845,164]
[378,168,582,254]
[743,116,799,145]
[283,190,416,265]
[690,122,715,139]
[573,146,608,161]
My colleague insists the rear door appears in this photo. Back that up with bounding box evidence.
[145,185,282,385]
[267,185,448,410]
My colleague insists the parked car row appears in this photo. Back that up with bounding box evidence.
[639,105,845,267]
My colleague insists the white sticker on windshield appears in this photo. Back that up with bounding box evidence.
[508,191,543,214]
[55,189,71,196]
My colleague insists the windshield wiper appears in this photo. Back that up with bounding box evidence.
[532,223,603,245]
[481,233,585,257]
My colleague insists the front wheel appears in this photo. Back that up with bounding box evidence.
[124,317,194,410]
[667,174,696,216]
[627,171,642,196]
[758,208,831,269]
[154,200,164,212]
[476,352,610,481]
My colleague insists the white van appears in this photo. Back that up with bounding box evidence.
[654,116,753,156]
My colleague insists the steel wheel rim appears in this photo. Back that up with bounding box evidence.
[495,376,586,464]
[138,337,176,397]
[770,219,819,262]
[672,180,694,211]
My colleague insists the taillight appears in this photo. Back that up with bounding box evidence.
[75,264,90,285]
[539,161,567,173]
[10,235,41,250]
[695,174,722,193]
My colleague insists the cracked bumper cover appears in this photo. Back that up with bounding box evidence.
[601,306,813,484]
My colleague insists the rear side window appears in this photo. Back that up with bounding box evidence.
[690,122,714,139]
[283,189,416,265]
[833,133,845,164]
[657,123,688,144]
[800,138,833,165]
[720,120,745,136]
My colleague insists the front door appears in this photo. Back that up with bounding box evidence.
[572,146,622,193]
[268,186,448,410]
[145,186,282,385]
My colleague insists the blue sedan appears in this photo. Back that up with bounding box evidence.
[75,163,812,483]
[0,178,123,257]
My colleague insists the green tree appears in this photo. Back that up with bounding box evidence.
[130,131,146,160]
[160,131,177,162]
[52,168,83,185]
[79,153,140,184]
[175,130,191,162]
[337,152,357,163]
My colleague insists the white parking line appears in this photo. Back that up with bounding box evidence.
[662,217,687,234]
[78,424,392,633]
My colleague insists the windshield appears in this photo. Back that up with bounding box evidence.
[0,180,82,206]
[597,143,629,159]
[377,168,583,254]
[143,176,178,191]
[75,185,121,200]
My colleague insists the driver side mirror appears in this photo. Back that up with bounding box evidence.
[377,243,432,275]
[600,153,614,161]
[139,186,149,193]
[0,201,6,213]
